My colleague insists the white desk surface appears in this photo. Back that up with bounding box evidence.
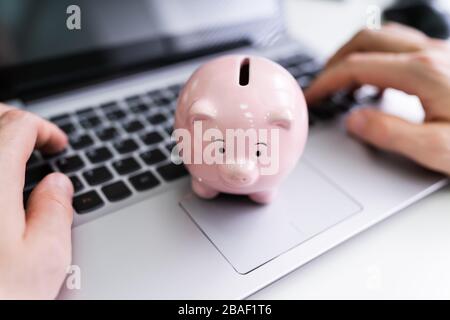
[250,0,450,299]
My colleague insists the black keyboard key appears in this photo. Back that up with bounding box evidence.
[330,90,356,112]
[287,66,305,79]
[156,162,188,182]
[125,95,142,106]
[25,163,53,188]
[27,152,40,167]
[131,103,149,114]
[122,120,144,133]
[112,157,141,175]
[140,148,166,165]
[308,99,343,120]
[147,114,166,125]
[166,141,176,152]
[278,54,314,68]
[50,113,70,124]
[80,116,101,129]
[154,96,172,106]
[69,175,84,193]
[301,62,322,74]
[76,107,94,116]
[113,138,139,154]
[83,166,113,186]
[165,127,173,136]
[148,90,172,105]
[73,190,104,214]
[106,109,126,121]
[70,134,94,150]
[168,84,182,96]
[59,122,76,134]
[41,148,67,160]
[140,131,164,145]
[55,155,85,173]
[96,126,118,141]
[23,188,32,206]
[85,146,113,163]
[101,181,132,202]
[100,102,119,111]
[129,171,160,191]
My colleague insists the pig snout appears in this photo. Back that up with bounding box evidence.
[219,160,258,188]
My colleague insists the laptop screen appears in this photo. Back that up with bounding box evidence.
[0,0,283,100]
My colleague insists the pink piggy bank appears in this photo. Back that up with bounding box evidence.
[173,55,308,203]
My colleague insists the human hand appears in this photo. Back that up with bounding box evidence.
[0,104,74,299]
[305,23,450,175]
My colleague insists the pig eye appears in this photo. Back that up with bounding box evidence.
[212,138,225,154]
[255,142,267,158]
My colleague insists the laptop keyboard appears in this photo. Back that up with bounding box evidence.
[23,52,357,217]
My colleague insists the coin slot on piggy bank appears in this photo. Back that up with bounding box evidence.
[174,55,309,204]
[239,57,250,86]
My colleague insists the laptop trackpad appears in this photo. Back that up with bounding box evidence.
[179,161,362,274]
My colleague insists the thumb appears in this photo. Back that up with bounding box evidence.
[346,107,426,160]
[25,172,74,246]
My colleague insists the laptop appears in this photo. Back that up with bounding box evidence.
[0,0,447,299]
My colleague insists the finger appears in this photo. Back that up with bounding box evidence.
[0,107,69,237]
[305,53,424,104]
[24,173,73,257]
[0,109,68,233]
[346,108,450,174]
[24,173,74,297]
[326,27,427,68]
[0,108,67,154]
[0,102,15,114]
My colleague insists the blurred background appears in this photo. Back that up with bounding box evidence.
[0,0,449,101]
[1,0,449,69]
[285,0,450,58]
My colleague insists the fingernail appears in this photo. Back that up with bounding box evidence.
[347,110,367,134]
[47,173,74,197]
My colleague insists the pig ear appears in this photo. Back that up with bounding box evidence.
[268,109,293,129]
[188,99,217,124]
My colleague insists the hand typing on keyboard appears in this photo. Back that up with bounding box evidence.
[0,104,74,299]
[305,23,450,176]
